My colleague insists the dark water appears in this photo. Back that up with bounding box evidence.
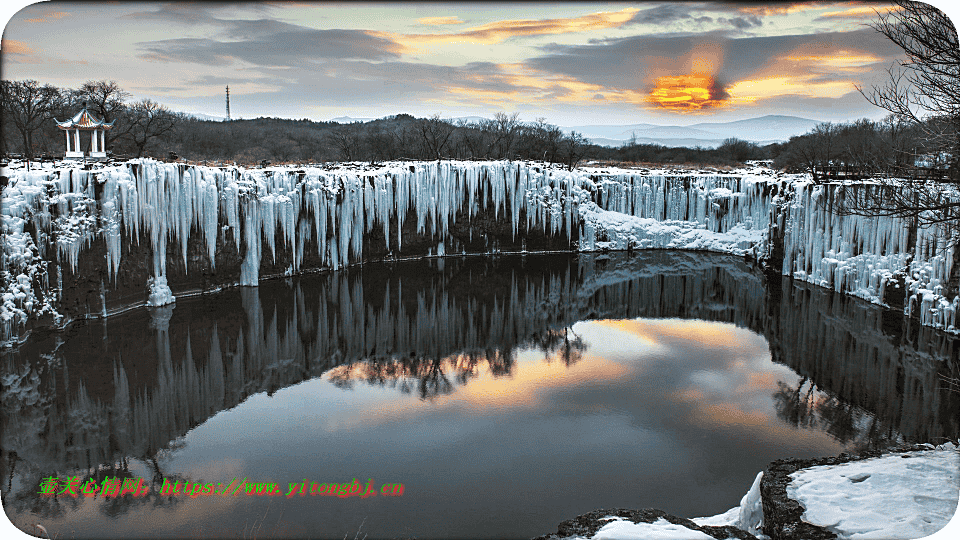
[3,252,959,539]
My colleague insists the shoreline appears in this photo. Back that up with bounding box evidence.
[534,442,960,540]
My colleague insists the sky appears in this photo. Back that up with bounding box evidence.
[1,1,958,126]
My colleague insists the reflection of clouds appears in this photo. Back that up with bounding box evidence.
[593,318,761,350]
[319,350,630,430]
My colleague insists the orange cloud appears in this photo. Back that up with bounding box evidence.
[1,39,35,56]
[0,39,43,64]
[781,52,882,69]
[398,8,639,46]
[737,2,826,16]
[727,75,853,100]
[432,63,653,110]
[819,4,900,18]
[24,11,70,23]
[648,73,731,112]
[418,16,464,25]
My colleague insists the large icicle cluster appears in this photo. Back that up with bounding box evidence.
[574,168,778,257]
[780,180,959,331]
[3,158,960,343]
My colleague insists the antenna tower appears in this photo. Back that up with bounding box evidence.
[226,85,231,121]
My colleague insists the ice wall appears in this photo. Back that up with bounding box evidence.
[2,159,959,344]
[780,181,959,332]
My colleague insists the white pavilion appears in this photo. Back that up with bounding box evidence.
[55,104,114,161]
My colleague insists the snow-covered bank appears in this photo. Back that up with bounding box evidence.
[2,159,959,345]
[536,443,959,540]
[787,443,959,539]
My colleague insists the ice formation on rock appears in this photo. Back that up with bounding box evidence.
[2,159,959,344]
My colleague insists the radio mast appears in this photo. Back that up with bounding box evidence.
[225,85,231,121]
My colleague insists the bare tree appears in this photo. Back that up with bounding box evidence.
[73,80,130,148]
[327,126,363,161]
[479,112,521,158]
[560,131,588,170]
[1,79,62,159]
[857,0,960,175]
[122,99,179,158]
[416,114,455,160]
[364,125,397,164]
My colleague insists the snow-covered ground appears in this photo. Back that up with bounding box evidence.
[566,444,959,540]
[787,444,959,540]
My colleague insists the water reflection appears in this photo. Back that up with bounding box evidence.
[2,251,958,538]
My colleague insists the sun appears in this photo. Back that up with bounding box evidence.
[647,72,730,113]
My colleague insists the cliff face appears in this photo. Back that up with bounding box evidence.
[1,159,957,345]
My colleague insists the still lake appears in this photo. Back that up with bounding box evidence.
[3,251,958,539]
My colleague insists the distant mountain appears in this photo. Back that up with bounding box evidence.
[446,115,490,124]
[586,136,784,149]
[687,115,821,141]
[566,123,658,139]
[188,112,227,122]
[330,116,375,123]
[568,115,820,148]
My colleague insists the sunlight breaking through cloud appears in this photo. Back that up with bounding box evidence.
[647,73,731,112]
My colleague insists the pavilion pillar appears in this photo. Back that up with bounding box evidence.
[91,130,98,153]
[64,130,71,152]
[73,130,80,154]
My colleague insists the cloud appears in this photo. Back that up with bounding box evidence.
[1,39,35,57]
[523,27,904,114]
[137,29,404,66]
[723,15,763,30]
[0,39,44,64]
[417,16,464,26]
[397,8,640,46]
[816,4,900,20]
[720,1,828,17]
[627,4,699,25]
[24,11,70,23]
[648,73,732,112]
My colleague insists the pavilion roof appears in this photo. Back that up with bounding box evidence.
[56,108,115,130]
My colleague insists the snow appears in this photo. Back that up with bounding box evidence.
[689,471,763,535]
[787,443,960,540]
[146,276,175,307]
[585,517,716,540]
[562,446,958,540]
[3,159,960,345]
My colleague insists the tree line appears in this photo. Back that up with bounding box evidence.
[0,77,796,169]
[0,84,594,169]
[1,80,179,160]
[1,77,954,179]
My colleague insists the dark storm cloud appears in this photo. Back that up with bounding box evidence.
[625,4,716,26]
[723,15,764,30]
[526,27,904,91]
[137,28,403,66]
[130,2,404,66]
[627,4,697,25]
[125,3,308,39]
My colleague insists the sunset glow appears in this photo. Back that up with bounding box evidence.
[0,1,924,124]
[647,73,730,112]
